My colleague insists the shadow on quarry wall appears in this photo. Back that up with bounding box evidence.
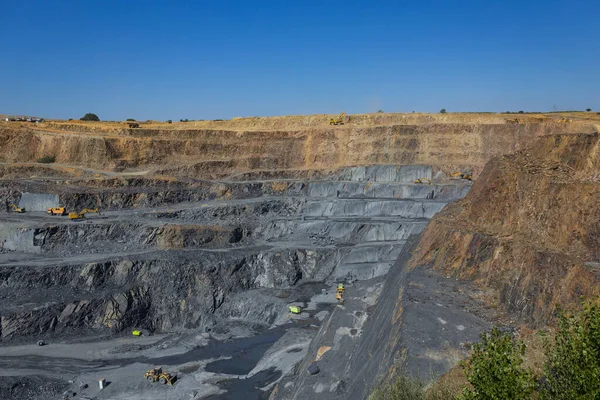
[275,235,497,400]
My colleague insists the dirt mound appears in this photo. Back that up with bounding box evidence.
[410,133,600,325]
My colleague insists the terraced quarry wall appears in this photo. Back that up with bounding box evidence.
[1,117,599,400]
[1,121,594,178]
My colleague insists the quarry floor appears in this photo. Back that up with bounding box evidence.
[0,165,497,400]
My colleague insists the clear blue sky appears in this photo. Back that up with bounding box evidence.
[1,0,598,120]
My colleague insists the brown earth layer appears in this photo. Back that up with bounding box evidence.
[410,133,600,325]
[1,122,596,179]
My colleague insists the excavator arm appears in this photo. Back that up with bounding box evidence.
[329,112,346,126]
[69,208,101,220]
[10,204,25,213]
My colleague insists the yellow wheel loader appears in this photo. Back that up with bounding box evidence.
[145,367,176,385]
[413,178,432,185]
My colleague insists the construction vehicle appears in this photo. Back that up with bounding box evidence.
[10,204,25,213]
[336,284,345,305]
[69,208,101,220]
[450,172,472,181]
[413,178,432,185]
[47,207,66,216]
[145,367,176,385]
[329,112,346,126]
[288,306,301,314]
[557,117,572,123]
[127,122,140,128]
[505,118,520,124]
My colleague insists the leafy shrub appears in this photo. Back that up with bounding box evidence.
[459,327,535,400]
[80,113,100,121]
[126,118,136,121]
[586,108,592,112]
[37,155,56,164]
[540,303,600,399]
[377,109,384,113]
[180,119,188,122]
[440,109,447,114]
[518,110,525,114]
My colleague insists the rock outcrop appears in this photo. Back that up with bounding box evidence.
[411,133,600,325]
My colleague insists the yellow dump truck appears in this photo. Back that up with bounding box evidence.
[47,207,66,216]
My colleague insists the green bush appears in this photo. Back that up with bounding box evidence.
[37,155,56,164]
[369,373,425,400]
[80,113,100,121]
[518,110,525,114]
[126,118,136,121]
[440,109,447,114]
[540,302,600,399]
[459,327,535,400]
[377,109,384,113]
[586,108,592,112]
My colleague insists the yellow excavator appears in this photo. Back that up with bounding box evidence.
[47,207,66,216]
[145,367,176,385]
[450,172,473,180]
[69,208,101,220]
[414,178,432,185]
[329,112,346,126]
[10,204,25,213]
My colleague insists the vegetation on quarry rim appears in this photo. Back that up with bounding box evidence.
[3,110,600,133]
[373,302,600,399]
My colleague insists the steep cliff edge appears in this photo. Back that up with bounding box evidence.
[1,122,594,178]
[410,133,600,325]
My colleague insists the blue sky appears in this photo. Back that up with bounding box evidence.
[1,0,598,120]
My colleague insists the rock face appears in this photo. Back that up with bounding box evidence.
[1,122,593,177]
[410,133,600,325]
[0,165,468,342]
[0,253,301,338]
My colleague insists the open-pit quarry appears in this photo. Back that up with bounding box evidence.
[0,113,598,400]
